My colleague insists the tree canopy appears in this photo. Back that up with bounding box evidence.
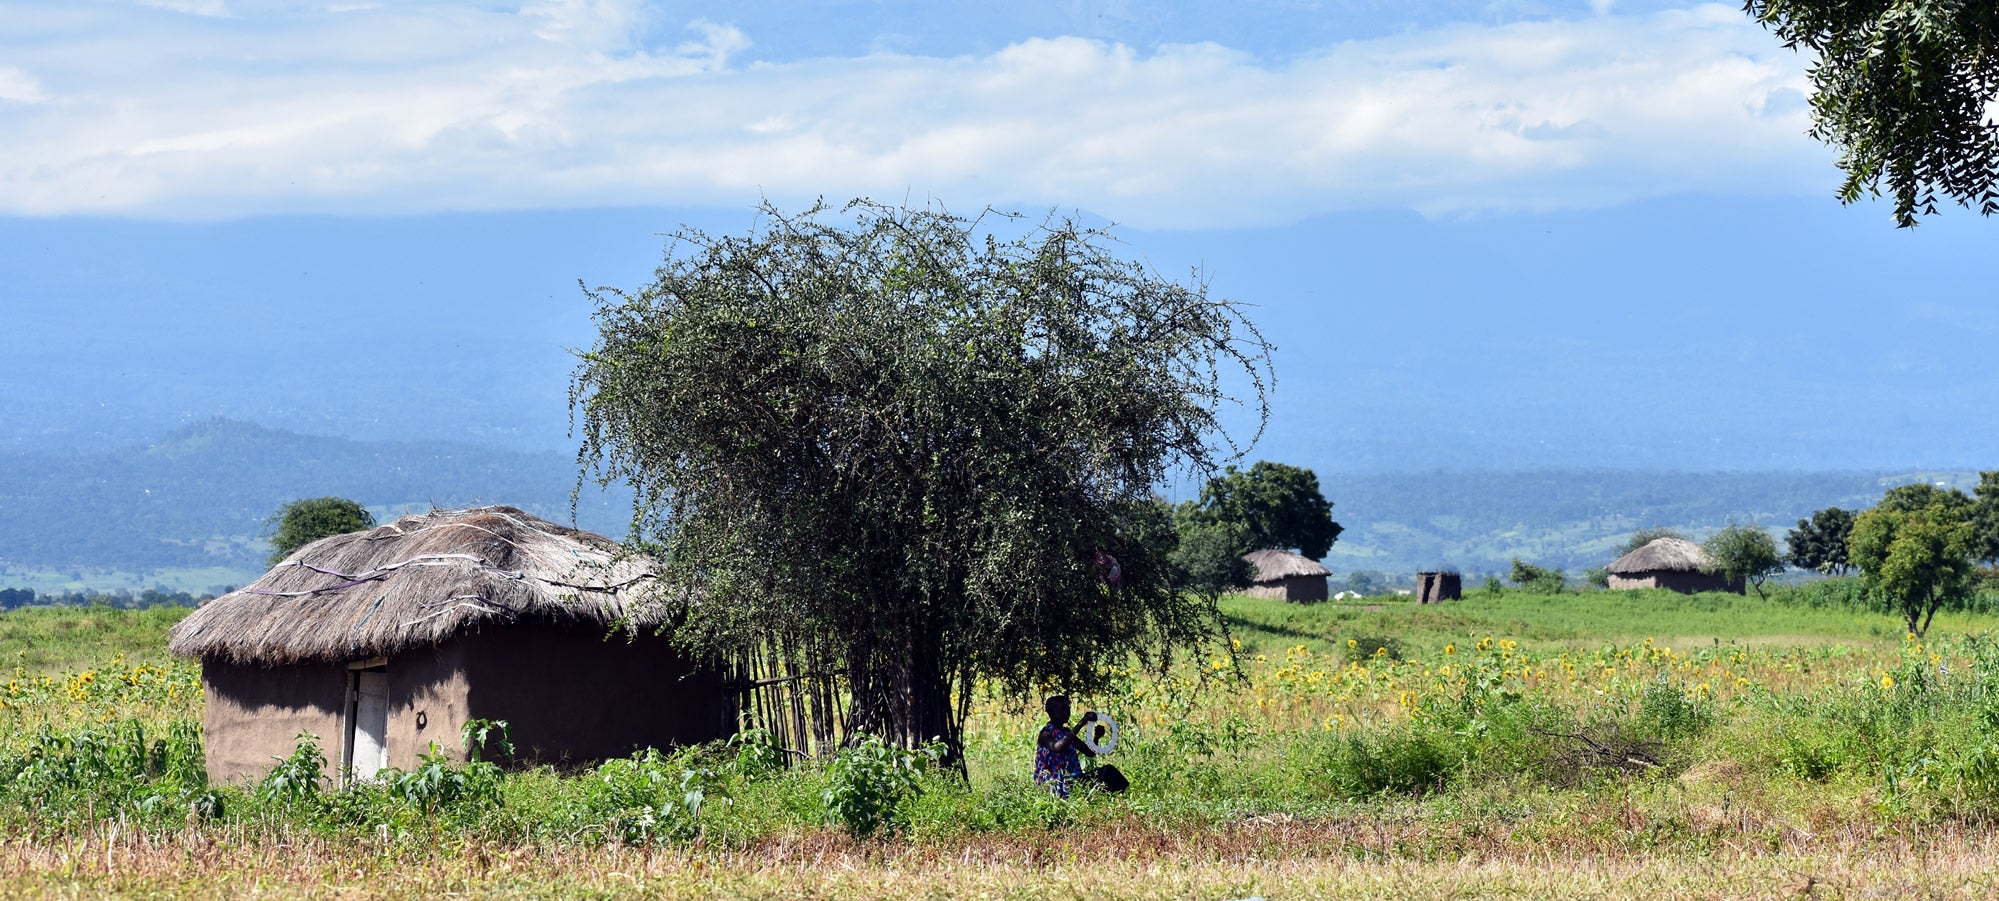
[1972,471,1999,565]
[1745,0,1999,226]
[1166,510,1254,595]
[1703,523,1785,598]
[1787,506,1856,575]
[1850,488,1977,637]
[1619,527,1690,557]
[570,199,1271,755]
[265,497,375,567]
[1184,461,1342,559]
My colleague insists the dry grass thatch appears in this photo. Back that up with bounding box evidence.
[1606,537,1710,575]
[1241,549,1330,582]
[169,506,667,666]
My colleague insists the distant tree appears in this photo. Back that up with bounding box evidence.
[1745,0,1999,226]
[1878,481,1972,515]
[1972,471,1999,566]
[1509,558,1566,594]
[1849,494,1977,638]
[1703,523,1785,598]
[266,497,376,566]
[1620,527,1689,557]
[1787,507,1856,575]
[1584,567,1610,589]
[1188,461,1342,559]
[1168,504,1254,595]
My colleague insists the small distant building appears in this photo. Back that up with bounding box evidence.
[1240,549,1330,602]
[1415,571,1461,604]
[169,506,733,784]
[1604,537,1743,594]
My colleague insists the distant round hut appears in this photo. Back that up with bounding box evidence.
[1240,549,1331,602]
[169,506,732,784]
[1604,537,1742,594]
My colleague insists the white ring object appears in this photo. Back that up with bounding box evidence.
[1078,712,1119,755]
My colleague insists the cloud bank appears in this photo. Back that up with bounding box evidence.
[0,2,1822,226]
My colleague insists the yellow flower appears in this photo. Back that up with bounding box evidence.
[1374,646,1388,658]
[1443,644,1456,656]
[1347,639,1359,650]
[1881,674,1896,690]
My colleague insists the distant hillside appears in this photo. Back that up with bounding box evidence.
[1322,468,1983,580]
[0,418,629,588]
[0,418,1980,593]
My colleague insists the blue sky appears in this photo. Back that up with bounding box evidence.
[3,1,1994,475]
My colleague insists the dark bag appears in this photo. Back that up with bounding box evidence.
[1088,764,1129,794]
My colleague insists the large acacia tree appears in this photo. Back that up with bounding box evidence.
[571,200,1271,756]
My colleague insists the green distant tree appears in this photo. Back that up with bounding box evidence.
[1509,558,1566,594]
[1745,0,1999,226]
[1703,523,1785,598]
[1787,507,1856,575]
[1167,507,1254,595]
[266,497,375,566]
[1186,461,1342,559]
[570,199,1271,756]
[1619,527,1689,557]
[1849,492,1977,637]
[1971,471,1999,566]
[1878,481,1973,515]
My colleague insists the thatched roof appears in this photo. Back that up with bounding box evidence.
[169,506,667,666]
[1606,537,1710,575]
[1241,549,1330,583]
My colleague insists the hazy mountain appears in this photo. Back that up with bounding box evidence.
[0,418,631,590]
[0,418,1973,593]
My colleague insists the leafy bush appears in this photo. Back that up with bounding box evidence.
[1509,559,1566,594]
[1319,721,1464,798]
[586,747,730,845]
[821,732,941,838]
[257,733,327,809]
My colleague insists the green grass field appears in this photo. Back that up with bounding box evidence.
[6,587,1999,898]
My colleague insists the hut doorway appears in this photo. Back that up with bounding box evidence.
[343,665,389,783]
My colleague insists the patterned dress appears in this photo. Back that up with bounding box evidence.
[1033,723,1083,798]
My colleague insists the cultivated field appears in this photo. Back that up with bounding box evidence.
[5,586,1999,899]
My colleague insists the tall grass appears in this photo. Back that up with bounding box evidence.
[6,593,1999,898]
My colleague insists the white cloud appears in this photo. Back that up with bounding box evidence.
[138,0,231,17]
[0,3,1824,226]
[0,67,44,104]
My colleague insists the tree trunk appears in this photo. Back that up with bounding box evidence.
[842,626,962,764]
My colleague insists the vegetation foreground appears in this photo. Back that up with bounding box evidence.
[7,587,1999,899]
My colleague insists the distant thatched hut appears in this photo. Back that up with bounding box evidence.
[169,506,731,784]
[1240,549,1331,602]
[1605,537,1742,594]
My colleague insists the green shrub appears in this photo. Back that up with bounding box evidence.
[585,747,730,845]
[821,732,941,838]
[257,733,327,808]
[1319,721,1465,798]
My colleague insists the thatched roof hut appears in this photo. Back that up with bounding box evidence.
[1604,537,1741,594]
[172,506,667,664]
[172,506,731,783]
[1241,549,1331,603]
